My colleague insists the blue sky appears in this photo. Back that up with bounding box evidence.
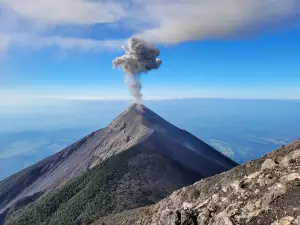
[1,0,300,101]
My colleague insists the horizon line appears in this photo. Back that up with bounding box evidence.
[32,96,300,101]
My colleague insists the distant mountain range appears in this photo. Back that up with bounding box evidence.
[0,104,237,225]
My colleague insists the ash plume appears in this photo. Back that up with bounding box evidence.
[112,37,162,103]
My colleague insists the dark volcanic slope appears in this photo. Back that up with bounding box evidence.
[4,145,201,225]
[0,104,237,223]
[95,139,300,225]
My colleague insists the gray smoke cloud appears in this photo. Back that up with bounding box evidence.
[134,0,300,44]
[112,37,162,102]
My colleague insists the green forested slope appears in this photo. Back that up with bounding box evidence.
[5,146,201,225]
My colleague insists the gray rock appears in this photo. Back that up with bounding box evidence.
[214,212,233,225]
[280,150,300,167]
[245,201,256,212]
[262,183,287,209]
[207,202,217,212]
[197,209,210,225]
[271,216,295,225]
[180,210,197,225]
[261,158,277,171]
[254,199,262,209]
[280,173,300,183]
[294,216,300,225]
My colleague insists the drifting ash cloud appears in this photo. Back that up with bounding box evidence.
[134,0,300,44]
[112,37,162,102]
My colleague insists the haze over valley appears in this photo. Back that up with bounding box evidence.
[1,98,299,180]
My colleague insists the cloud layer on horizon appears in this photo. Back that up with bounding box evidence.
[0,0,299,52]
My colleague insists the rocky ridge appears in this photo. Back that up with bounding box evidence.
[96,139,300,225]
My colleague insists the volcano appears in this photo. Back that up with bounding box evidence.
[0,104,237,225]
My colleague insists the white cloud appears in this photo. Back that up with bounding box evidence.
[0,0,299,51]
[34,95,132,101]
[33,95,190,101]
[0,0,124,24]
[25,95,300,101]
[0,34,125,52]
[0,35,10,52]
[0,0,126,51]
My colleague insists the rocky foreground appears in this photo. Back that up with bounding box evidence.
[96,139,300,225]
